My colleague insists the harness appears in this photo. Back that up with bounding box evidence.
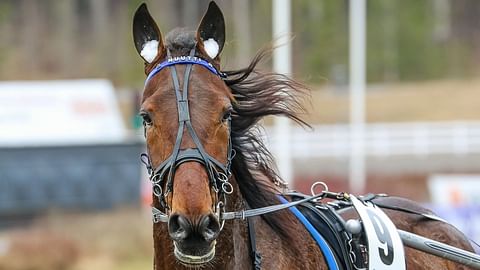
[139,49,446,270]
[139,49,353,269]
[139,48,344,226]
[279,194,342,270]
[279,190,453,270]
[140,51,369,269]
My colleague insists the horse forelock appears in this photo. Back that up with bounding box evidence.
[164,28,196,56]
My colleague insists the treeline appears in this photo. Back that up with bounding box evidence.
[293,0,480,84]
[0,0,479,87]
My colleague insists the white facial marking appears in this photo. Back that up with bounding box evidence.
[140,40,159,63]
[203,38,219,59]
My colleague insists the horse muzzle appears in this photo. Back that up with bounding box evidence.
[168,213,220,265]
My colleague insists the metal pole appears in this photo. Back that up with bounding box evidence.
[399,229,480,269]
[349,0,366,194]
[272,0,292,184]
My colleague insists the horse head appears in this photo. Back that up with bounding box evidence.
[133,2,232,266]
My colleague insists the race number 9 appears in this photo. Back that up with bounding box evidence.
[350,195,405,269]
[367,209,394,265]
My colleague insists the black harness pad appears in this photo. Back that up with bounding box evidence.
[286,192,355,270]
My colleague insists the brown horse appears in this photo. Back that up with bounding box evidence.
[133,2,475,269]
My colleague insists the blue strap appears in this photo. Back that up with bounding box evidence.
[145,56,224,85]
[277,195,340,270]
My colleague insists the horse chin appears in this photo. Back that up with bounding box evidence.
[173,241,216,267]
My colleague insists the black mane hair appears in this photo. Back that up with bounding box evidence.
[224,48,311,239]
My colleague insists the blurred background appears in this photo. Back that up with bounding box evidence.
[0,0,479,269]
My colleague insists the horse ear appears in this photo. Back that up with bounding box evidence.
[196,1,225,60]
[133,3,164,63]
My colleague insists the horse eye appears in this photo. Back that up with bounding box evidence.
[140,112,153,125]
[222,109,232,122]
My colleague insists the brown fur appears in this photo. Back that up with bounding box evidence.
[140,26,475,270]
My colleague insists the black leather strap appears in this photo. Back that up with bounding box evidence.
[373,202,447,223]
[247,217,262,270]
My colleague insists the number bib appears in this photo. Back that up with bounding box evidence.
[350,195,406,270]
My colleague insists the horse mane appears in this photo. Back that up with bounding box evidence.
[224,48,311,239]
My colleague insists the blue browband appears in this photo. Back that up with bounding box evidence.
[145,55,226,85]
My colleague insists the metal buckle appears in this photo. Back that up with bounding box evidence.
[310,181,329,196]
[153,184,163,197]
[216,201,226,230]
[151,173,162,184]
[152,207,168,223]
[217,172,233,195]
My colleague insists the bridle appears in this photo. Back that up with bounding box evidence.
[140,47,235,226]
[140,46,330,226]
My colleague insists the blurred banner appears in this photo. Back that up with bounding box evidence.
[429,174,480,206]
[0,80,126,146]
[428,174,480,243]
[0,80,142,215]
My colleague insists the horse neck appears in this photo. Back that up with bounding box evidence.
[152,176,251,270]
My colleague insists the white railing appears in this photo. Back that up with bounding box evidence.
[265,121,480,158]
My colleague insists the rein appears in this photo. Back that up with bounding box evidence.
[151,186,349,223]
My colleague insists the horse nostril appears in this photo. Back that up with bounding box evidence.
[168,214,191,241]
[198,214,221,241]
